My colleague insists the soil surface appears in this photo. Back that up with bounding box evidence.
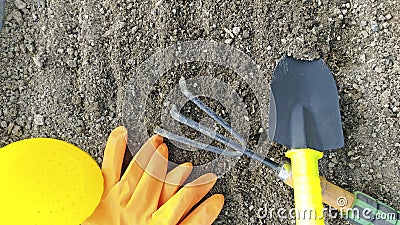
[1,0,399,224]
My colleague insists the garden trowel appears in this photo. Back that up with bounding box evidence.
[269,55,344,225]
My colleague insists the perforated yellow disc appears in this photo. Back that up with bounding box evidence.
[0,138,103,225]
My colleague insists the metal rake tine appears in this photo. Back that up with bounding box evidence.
[169,105,280,170]
[179,77,247,146]
[170,105,245,155]
[154,126,241,157]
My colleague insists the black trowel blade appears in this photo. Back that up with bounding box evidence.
[268,55,344,151]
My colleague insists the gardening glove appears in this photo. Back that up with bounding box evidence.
[83,126,224,225]
[0,138,103,225]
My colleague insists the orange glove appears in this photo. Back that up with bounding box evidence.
[83,126,224,225]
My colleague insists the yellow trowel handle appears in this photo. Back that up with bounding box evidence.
[286,148,324,225]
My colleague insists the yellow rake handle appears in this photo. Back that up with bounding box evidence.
[286,148,324,225]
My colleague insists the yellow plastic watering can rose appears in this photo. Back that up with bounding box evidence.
[0,138,103,225]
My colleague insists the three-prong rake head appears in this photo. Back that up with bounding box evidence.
[154,77,280,170]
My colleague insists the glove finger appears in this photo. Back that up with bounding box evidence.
[158,162,193,207]
[101,126,128,198]
[149,173,217,225]
[125,144,168,223]
[119,134,163,199]
[179,194,224,225]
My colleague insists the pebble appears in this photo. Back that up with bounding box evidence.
[96,157,103,164]
[163,100,170,107]
[225,38,233,45]
[12,10,23,24]
[155,0,163,7]
[242,30,250,39]
[359,54,366,63]
[117,21,126,30]
[66,48,75,55]
[382,22,389,29]
[232,26,241,35]
[79,85,86,92]
[132,26,138,34]
[66,59,77,68]
[34,114,44,126]
[33,55,43,67]
[32,13,38,21]
[375,66,383,73]
[0,121,7,128]
[71,95,82,105]
[15,0,27,10]
[380,89,391,105]
[378,15,386,22]
[26,44,35,53]
[360,21,367,26]
[370,20,379,32]
[12,125,21,136]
